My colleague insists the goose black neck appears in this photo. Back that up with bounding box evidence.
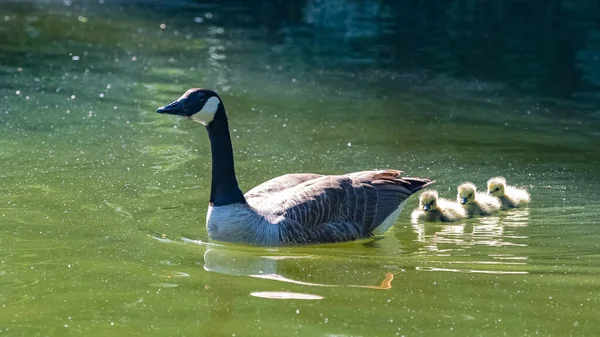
[205,106,246,206]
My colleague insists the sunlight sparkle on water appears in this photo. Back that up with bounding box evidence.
[250,292,324,300]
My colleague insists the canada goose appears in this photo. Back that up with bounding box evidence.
[487,177,530,209]
[156,88,433,246]
[411,190,467,223]
[457,182,501,217]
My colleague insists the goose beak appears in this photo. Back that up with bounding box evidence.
[422,204,431,211]
[157,98,188,116]
[460,197,468,205]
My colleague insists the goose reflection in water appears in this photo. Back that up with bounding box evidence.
[200,242,395,290]
[190,241,396,337]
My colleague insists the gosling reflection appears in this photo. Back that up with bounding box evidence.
[501,208,531,227]
[202,244,395,290]
[411,207,531,252]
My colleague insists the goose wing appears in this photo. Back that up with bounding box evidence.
[245,173,323,200]
[250,170,433,244]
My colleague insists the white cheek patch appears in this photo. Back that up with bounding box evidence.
[191,96,221,125]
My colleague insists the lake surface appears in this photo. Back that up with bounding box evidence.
[1,0,600,336]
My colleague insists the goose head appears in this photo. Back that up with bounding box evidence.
[157,88,223,126]
[487,176,506,197]
[419,190,439,211]
[457,182,477,205]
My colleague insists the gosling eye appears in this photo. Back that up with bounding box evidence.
[495,188,500,192]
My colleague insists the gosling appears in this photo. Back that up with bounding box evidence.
[487,177,530,209]
[411,190,467,223]
[457,182,501,217]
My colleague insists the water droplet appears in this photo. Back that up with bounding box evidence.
[160,23,166,29]
[194,17,203,23]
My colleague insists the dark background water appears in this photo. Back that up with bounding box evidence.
[206,0,600,100]
[4,0,600,101]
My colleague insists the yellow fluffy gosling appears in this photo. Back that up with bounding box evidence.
[457,182,501,217]
[487,177,530,209]
[411,190,467,223]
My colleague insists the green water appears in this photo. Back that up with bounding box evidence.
[1,1,600,336]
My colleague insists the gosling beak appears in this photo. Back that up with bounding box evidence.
[460,197,468,205]
[423,204,431,211]
[157,98,189,116]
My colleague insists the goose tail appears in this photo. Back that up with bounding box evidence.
[401,177,435,194]
[367,169,434,194]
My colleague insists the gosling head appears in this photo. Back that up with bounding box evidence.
[487,177,506,197]
[457,182,477,205]
[157,88,222,126]
[419,190,439,212]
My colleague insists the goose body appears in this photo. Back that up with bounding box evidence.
[157,88,433,246]
[411,190,467,223]
[487,177,530,209]
[457,182,501,217]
